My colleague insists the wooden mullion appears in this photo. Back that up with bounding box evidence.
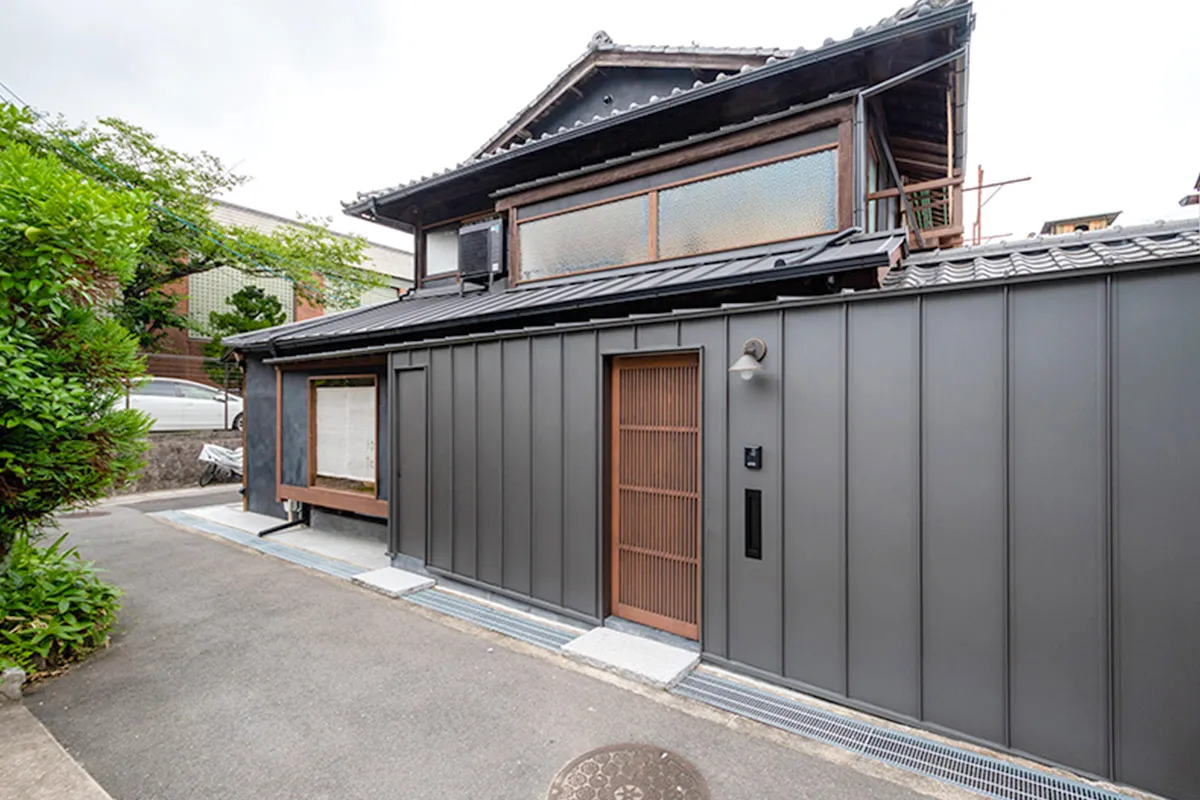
[647,189,659,261]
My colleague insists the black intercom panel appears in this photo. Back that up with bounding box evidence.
[744,445,762,470]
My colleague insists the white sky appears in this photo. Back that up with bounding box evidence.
[3,0,1197,253]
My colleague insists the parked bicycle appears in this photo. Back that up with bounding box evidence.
[198,443,244,486]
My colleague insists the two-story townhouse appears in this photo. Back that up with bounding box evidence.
[226,3,1200,798]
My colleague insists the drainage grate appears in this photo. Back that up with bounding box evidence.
[404,589,581,651]
[151,511,365,581]
[673,671,1131,800]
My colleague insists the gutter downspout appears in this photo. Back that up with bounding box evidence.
[853,46,969,230]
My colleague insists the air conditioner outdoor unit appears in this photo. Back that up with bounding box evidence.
[457,218,506,286]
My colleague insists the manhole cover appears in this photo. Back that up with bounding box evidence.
[57,510,110,519]
[547,744,709,800]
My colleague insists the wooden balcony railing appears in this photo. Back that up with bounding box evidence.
[867,176,965,250]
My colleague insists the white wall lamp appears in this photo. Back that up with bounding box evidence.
[728,338,767,381]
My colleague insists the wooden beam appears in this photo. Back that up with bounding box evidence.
[837,119,855,230]
[866,175,964,201]
[869,99,924,249]
[889,136,949,156]
[495,101,854,211]
[894,155,951,174]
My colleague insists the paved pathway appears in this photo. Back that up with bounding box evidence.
[26,505,973,800]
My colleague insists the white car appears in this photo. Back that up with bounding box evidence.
[128,377,245,432]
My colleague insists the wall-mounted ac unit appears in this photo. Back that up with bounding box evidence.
[458,218,506,286]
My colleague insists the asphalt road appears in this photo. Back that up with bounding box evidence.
[28,504,971,800]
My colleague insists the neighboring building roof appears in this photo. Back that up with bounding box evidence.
[343,0,972,217]
[885,219,1200,290]
[1038,211,1122,235]
[212,200,413,281]
[225,231,906,350]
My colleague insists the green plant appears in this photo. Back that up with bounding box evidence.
[3,106,380,350]
[201,285,285,383]
[0,532,121,678]
[0,103,153,571]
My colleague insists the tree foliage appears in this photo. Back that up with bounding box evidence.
[0,105,152,570]
[201,285,286,384]
[3,105,380,350]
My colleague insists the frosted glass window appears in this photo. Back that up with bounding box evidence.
[519,195,649,280]
[425,227,459,275]
[314,378,376,493]
[657,149,837,259]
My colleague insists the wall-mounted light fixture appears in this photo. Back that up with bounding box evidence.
[728,338,767,381]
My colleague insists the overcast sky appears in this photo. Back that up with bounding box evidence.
[3,0,1197,253]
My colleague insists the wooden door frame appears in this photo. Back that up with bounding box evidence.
[608,350,702,640]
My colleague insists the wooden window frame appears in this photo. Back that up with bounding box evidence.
[276,370,387,519]
[511,142,841,285]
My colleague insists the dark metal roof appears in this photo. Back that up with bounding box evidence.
[342,0,972,217]
[226,231,905,351]
[491,92,859,200]
[884,219,1200,290]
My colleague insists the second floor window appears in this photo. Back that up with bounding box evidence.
[516,144,838,283]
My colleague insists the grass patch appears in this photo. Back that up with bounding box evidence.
[0,533,121,681]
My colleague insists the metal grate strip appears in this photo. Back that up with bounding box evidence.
[403,589,581,651]
[673,671,1131,800]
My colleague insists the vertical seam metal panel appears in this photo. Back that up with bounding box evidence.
[448,347,456,573]
[527,336,534,593]
[473,342,481,581]
[723,314,732,658]
[1002,285,1012,748]
[842,301,851,697]
[559,333,566,608]
[1102,275,1116,776]
[593,330,603,620]
[916,294,925,720]
[778,308,787,676]
[499,343,506,587]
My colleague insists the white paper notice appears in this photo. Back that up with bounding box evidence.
[315,385,376,482]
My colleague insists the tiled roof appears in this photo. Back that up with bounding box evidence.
[225,231,905,350]
[470,31,798,160]
[883,219,1200,290]
[343,0,970,214]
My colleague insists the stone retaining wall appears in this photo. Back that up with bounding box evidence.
[115,430,243,494]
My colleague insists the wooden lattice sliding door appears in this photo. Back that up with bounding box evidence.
[610,353,701,640]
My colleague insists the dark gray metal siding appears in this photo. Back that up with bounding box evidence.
[1009,282,1109,776]
[1112,270,1200,800]
[920,290,1007,744]
[780,305,845,693]
[475,342,504,586]
[392,366,427,562]
[244,358,283,519]
[388,265,1200,799]
[726,312,783,674]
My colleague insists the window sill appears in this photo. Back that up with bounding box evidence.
[277,484,387,518]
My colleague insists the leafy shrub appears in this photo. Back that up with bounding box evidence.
[0,532,121,678]
[0,103,153,571]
